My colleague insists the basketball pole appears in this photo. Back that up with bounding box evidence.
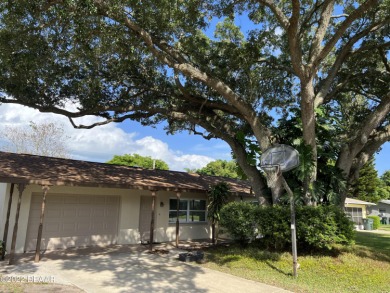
[260,144,300,278]
[282,176,298,278]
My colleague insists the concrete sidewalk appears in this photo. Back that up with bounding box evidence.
[1,245,292,293]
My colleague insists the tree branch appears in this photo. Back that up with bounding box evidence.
[314,22,389,107]
[309,0,335,65]
[378,47,390,73]
[256,0,289,29]
[313,0,379,67]
[288,0,305,77]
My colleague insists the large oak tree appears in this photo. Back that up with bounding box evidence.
[0,1,389,206]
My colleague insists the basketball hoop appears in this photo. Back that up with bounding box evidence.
[260,144,299,172]
[260,144,300,278]
[262,165,281,189]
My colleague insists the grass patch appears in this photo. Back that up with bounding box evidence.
[354,231,390,258]
[379,225,390,232]
[0,279,24,293]
[200,232,390,293]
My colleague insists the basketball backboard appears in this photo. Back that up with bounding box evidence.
[260,144,299,172]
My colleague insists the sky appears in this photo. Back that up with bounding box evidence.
[0,102,388,176]
[0,103,231,171]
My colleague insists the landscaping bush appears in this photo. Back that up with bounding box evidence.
[368,215,381,230]
[295,205,355,250]
[254,206,291,250]
[220,202,355,251]
[220,201,256,245]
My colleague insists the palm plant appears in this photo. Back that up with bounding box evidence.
[207,182,230,245]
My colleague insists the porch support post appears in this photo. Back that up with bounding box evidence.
[35,185,50,263]
[149,190,157,252]
[1,183,15,261]
[8,184,26,265]
[175,191,181,248]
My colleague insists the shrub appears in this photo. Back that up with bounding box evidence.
[295,206,355,250]
[220,201,256,245]
[255,206,291,250]
[368,215,381,230]
[220,202,355,251]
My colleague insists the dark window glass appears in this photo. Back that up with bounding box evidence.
[189,211,206,222]
[169,211,187,223]
[190,200,206,210]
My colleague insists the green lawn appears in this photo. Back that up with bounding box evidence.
[379,224,390,232]
[200,231,390,293]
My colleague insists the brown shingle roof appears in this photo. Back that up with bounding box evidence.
[0,152,252,196]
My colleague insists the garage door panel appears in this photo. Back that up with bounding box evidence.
[25,194,120,251]
[64,196,79,204]
[92,207,105,217]
[77,222,91,232]
[45,222,61,233]
[48,196,63,204]
[62,222,76,234]
[78,196,91,204]
[47,209,62,218]
[93,196,106,204]
[107,197,119,204]
[63,209,77,217]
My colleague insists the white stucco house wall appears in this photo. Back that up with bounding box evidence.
[0,152,253,262]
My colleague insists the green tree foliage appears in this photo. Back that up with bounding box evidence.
[0,1,389,206]
[377,170,390,200]
[196,160,242,179]
[207,182,230,244]
[380,171,390,187]
[107,154,169,170]
[350,158,382,203]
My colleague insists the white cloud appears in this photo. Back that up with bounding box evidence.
[0,103,214,171]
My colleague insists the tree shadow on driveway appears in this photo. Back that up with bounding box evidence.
[50,250,208,293]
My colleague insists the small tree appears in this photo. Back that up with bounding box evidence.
[207,182,230,245]
[107,154,169,170]
[0,121,70,158]
[350,158,382,203]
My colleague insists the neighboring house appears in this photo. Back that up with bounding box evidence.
[368,200,390,224]
[0,152,253,262]
[344,197,376,229]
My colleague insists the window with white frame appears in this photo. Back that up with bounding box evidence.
[344,207,363,225]
[169,199,207,223]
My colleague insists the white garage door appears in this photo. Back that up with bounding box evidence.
[25,193,120,251]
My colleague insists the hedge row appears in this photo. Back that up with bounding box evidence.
[220,202,355,251]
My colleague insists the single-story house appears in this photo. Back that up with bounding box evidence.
[344,197,376,229]
[368,200,390,224]
[0,152,253,264]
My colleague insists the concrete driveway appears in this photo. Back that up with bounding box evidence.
[1,245,291,293]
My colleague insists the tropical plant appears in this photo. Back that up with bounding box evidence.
[207,182,230,244]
